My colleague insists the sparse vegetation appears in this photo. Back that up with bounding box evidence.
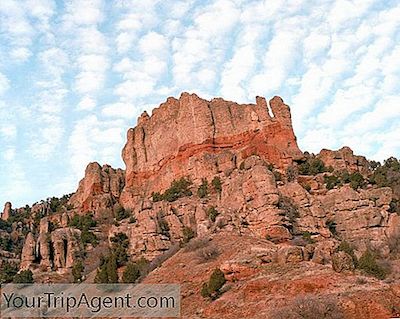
[298,157,327,176]
[286,165,298,182]
[13,270,34,284]
[122,262,140,283]
[129,216,137,224]
[152,192,163,202]
[110,233,130,266]
[197,245,220,263]
[206,206,219,222]
[211,176,222,195]
[72,260,84,283]
[324,174,341,190]
[197,178,209,198]
[68,213,98,247]
[182,226,195,243]
[200,268,226,300]
[157,213,170,237]
[357,248,389,279]
[68,213,97,230]
[0,262,18,283]
[114,204,131,221]
[163,177,193,202]
[337,241,358,266]
[270,295,345,319]
[184,237,210,252]
[151,177,193,202]
[301,231,314,244]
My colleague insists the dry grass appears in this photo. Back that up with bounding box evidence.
[271,295,345,319]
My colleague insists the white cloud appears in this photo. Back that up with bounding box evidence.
[77,96,96,111]
[0,72,9,95]
[101,102,137,119]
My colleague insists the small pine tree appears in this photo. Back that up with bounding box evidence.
[94,265,108,283]
[122,263,140,283]
[72,260,84,283]
[107,255,119,283]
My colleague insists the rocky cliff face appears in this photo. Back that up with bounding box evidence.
[318,147,370,174]
[69,162,125,217]
[120,93,303,208]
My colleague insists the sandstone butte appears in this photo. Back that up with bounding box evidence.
[1,93,400,319]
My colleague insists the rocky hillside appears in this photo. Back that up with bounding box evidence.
[1,93,400,318]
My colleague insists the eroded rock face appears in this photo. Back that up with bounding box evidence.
[69,162,125,216]
[318,147,370,174]
[1,202,12,220]
[20,232,36,270]
[120,93,303,209]
[20,218,82,272]
[319,185,393,255]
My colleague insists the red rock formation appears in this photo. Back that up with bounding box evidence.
[1,202,11,220]
[318,146,370,174]
[69,162,125,216]
[121,93,303,208]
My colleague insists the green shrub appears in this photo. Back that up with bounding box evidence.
[0,262,18,283]
[301,232,314,244]
[358,249,388,279]
[122,263,140,283]
[207,206,219,222]
[201,268,226,300]
[182,226,195,243]
[72,260,84,283]
[197,178,209,198]
[114,204,131,221]
[157,213,170,237]
[324,174,341,190]
[68,213,96,231]
[298,158,327,176]
[13,270,34,283]
[273,170,283,182]
[349,172,365,190]
[81,230,98,246]
[211,176,222,194]
[129,216,137,224]
[0,237,12,251]
[163,177,193,202]
[152,192,163,202]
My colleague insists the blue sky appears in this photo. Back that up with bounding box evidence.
[0,0,399,208]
